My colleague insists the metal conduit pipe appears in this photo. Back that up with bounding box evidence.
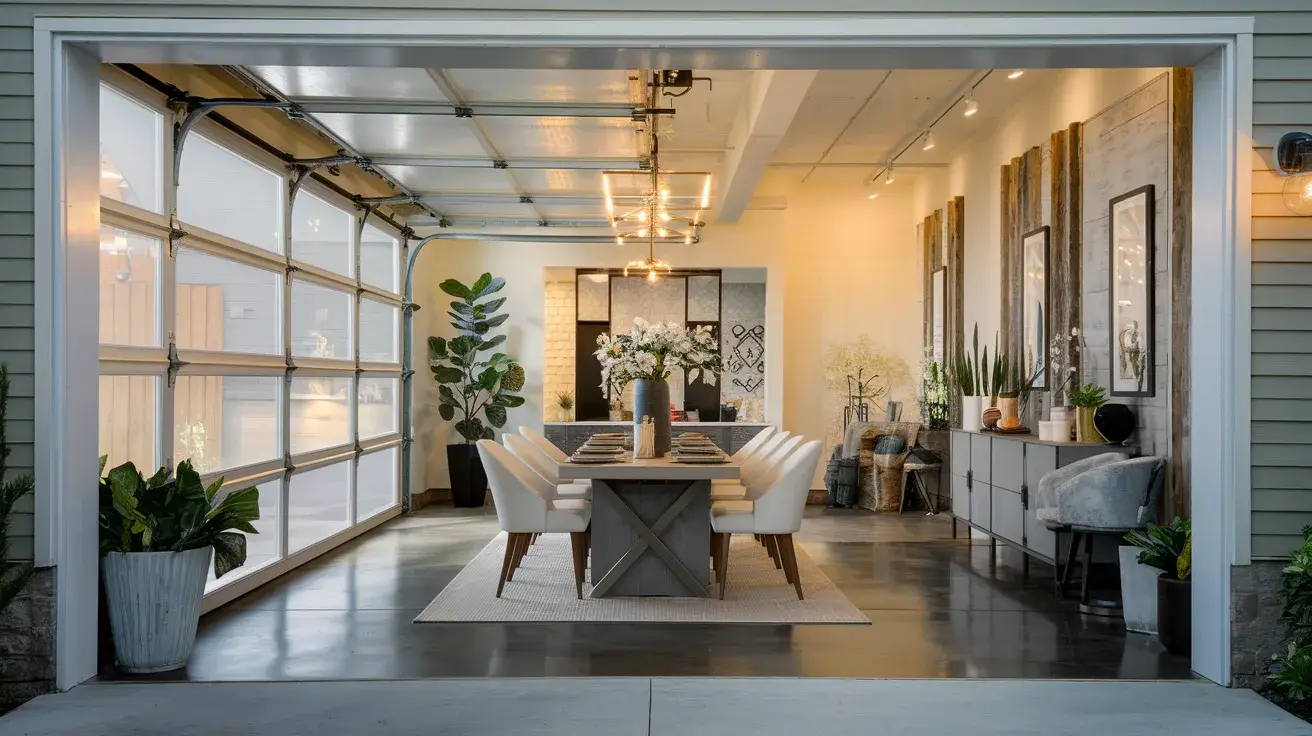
[398,229,700,509]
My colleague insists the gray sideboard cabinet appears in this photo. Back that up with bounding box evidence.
[949,429,1130,575]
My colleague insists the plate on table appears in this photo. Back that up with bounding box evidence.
[568,456,625,464]
[576,447,624,456]
[671,446,721,455]
[671,454,728,464]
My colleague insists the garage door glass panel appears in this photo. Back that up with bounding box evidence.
[356,447,398,520]
[289,377,352,455]
[99,84,163,213]
[288,461,352,554]
[175,248,282,355]
[291,280,354,360]
[98,226,161,347]
[358,299,398,363]
[358,377,398,440]
[178,134,283,253]
[293,191,353,278]
[174,375,281,475]
[205,477,282,592]
[98,375,158,472]
[360,224,399,293]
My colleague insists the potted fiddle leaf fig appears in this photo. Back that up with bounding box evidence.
[99,458,259,673]
[429,272,526,507]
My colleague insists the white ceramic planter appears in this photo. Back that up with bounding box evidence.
[101,547,211,673]
[1119,545,1162,635]
[961,396,984,432]
[1038,421,1066,442]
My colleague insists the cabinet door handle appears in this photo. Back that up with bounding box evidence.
[1021,483,1029,510]
[966,469,973,491]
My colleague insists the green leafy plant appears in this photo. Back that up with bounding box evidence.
[428,272,526,443]
[918,352,951,430]
[1124,517,1191,580]
[1067,382,1108,409]
[98,458,260,580]
[0,365,34,614]
[556,391,574,412]
[1273,643,1312,701]
[952,325,983,397]
[1279,525,1312,645]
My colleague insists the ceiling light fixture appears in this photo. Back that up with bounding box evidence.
[964,95,979,117]
[867,192,879,200]
[1008,69,1025,80]
[885,168,896,185]
[922,132,936,151]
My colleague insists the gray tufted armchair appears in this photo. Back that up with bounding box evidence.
[1034,454,1166,612]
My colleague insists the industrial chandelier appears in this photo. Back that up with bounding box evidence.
[605,72,712,281]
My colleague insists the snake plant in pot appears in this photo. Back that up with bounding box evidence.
[429,272,526,507]
[99,458,259,673]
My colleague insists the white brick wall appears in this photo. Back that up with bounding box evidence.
[543,279,576,420]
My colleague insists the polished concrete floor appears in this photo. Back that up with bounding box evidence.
[120,506,1192,681]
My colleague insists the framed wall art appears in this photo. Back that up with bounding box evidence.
[1108,185,1155,397]
[1021,225,1050,389]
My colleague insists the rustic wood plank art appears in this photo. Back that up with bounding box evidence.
[947,197,965,424]
[1169,67,1194,520]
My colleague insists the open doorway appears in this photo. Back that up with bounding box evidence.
[37,15,1247,691]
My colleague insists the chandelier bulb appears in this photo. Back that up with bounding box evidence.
[637,210,647,222]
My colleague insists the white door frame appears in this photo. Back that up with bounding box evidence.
[33,12,1253,689]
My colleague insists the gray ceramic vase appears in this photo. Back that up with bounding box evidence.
[101,547,212,673]
[632,378,671,457]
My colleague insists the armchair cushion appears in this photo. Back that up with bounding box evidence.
[1035,452,1129,526]
[1041,456,1166,531]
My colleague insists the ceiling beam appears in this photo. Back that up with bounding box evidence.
[714,70,818,223]
[366,155,647,171]
[290,97,640,118]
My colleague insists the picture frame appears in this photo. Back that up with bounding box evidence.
[930,267,946,365]
[1021,225,1050,389]
[1108,185,1156,397]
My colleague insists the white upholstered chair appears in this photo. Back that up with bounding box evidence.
[731,426,776,462]
[713,430,790,490]
[519,425,570,465]
[477,440,592,598]
[503,433,590,499]
[710,434,803,502]
[709,440,823,600]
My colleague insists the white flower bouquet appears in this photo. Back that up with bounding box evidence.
[594,317,722,388]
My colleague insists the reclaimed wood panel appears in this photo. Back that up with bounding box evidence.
[999,163,1015,354]
[947,197,965,425]
[1050,128,1071,402]
[1067,122,1084,385]
[1170,67,1194,521]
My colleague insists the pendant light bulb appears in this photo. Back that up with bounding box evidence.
[1008,69,1025,80]
[647,270,657,283]
[922,132,936,151]
[637,210,647,222]
[684,234,692,244]
[616,235,623,246]
[964,96,979,117]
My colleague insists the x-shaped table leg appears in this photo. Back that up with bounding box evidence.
[590,480,709,598]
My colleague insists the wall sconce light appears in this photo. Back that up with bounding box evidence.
[1276,132,1312,216]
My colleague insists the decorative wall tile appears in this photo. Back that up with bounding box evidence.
[721,283,766,405]
[687,275,720,322]
[576,273,609,321]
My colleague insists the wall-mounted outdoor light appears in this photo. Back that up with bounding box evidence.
[1276,131,1312,216]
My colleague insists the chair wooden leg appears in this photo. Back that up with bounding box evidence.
[767,535,783,569]
[709,532,721,574]
[718,533,732,599]
[570,531,587,599]
[507,532,528,581]
[497,533,519,598]
[779,534,804,600]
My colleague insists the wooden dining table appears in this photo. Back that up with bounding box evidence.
[558,456,741,598]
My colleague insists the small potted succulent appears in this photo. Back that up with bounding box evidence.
[1125,518,1191,655]
[556,391,575,423]
[99,458,259,672]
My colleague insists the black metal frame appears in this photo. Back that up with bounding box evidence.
[1107,185,1156,398]
[1021,225,1051,390]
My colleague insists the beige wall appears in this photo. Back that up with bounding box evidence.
[412,188,922,489]
[543,279,577,421]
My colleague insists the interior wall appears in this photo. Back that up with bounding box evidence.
[411,188,921,490]
[917,68,1169,344]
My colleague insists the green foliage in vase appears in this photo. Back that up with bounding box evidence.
[1124,517,1190,580]
[0,365,34,614]
[1067,382,1108,408]
[428,272,525,443]
[98,458,260,580]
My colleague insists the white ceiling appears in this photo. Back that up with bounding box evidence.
[246,66,1056,227]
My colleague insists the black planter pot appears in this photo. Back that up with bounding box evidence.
[447,444,488,508]
[1157,576,1192,656]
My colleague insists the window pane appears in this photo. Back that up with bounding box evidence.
[99,84,163,212]
[360,224,399,293]
[205,477,281,592]
[292,191,353,277]
[291,280,353,360]
[290,377,351,454]
[359,299,398,363]
[357,447,398,520]
[176,249,282,355]
[175,375,280,474]
[178,134,283,253]
[98,375,158,473]
[289,461,351,553]
[358,377,398,440]
[98,226,161,347]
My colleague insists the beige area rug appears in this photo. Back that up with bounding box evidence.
[414,533,869,624]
